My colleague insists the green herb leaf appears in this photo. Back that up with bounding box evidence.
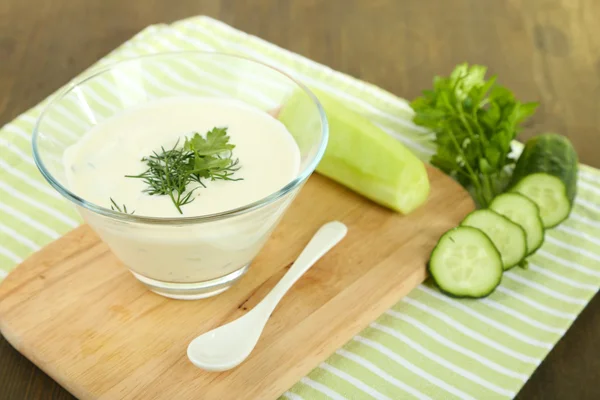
[410,63,538,207]
[126,127,242,214]
[184,127,235,156]
[110,197,135,214]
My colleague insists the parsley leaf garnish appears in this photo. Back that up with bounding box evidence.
[410,63,537,207]
[184,127,235,156]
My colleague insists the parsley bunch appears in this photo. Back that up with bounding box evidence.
[125,127,241,214]
[410,63,538,207]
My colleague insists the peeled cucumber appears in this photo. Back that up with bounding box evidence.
[278,88,430,214]
[510,133,578,228]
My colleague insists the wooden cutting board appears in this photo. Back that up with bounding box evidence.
[0,166,473,400]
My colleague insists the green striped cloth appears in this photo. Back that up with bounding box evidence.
[1,16,599,400]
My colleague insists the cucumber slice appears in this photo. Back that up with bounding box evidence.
[278,88,430,214]
[511,173,571,228]
[489,193,545,256]
[510,133,578,228]
[429,226,503,298]
[460,209,527,270]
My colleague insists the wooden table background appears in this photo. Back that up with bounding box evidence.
[0,0,598,399]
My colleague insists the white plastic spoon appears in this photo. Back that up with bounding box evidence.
[187,221,348,371]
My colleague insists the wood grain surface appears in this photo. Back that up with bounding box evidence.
[0,167,473,400]
[0,0,598,399]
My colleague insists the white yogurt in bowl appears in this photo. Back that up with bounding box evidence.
[64,96,301,217]
[63,96,302,299]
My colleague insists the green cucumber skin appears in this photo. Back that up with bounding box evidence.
[519,202,545,255]
[428,226,503,299]
[510,133,579,205]
[427,271,502,299]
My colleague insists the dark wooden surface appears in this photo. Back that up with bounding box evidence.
[0,0,598,399]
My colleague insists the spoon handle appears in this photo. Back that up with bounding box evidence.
[258,221,348,316]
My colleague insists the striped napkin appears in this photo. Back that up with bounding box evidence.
[1,16,599,400]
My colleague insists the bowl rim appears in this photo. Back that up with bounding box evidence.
[32,50,329,225]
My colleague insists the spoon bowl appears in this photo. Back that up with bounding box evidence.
[187,305,267,371]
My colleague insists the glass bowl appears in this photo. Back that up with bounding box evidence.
[32,51,328,300]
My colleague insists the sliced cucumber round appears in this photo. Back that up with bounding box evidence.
[489,193,545,256]
[429,226,503,298]
[511,173,570,228]
[460,209,527,270]
[509,133,578,228]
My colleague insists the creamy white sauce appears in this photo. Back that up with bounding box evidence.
[63,97,302,287]
[64,96,300,217]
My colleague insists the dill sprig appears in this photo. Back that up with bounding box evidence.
[110,197,134,214]
[125,127,242,214]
